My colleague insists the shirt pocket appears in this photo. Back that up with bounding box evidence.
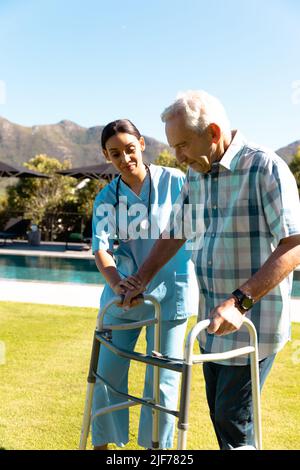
[174,272,191,319]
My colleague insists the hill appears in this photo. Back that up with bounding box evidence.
[276,140,300,164]
[0,116,169,167]
[1,115,299,168]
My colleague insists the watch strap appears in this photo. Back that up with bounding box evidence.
[232,288,253,312]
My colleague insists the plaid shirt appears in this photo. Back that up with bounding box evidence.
[174,131,300,365]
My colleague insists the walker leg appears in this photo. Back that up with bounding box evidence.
[177,363,192,450]
[177,427,188,450]
[152,320,160,449]
[151,365,160,449]
[250,349,262,449]
[79,331,101,450]
[79,382,95,450]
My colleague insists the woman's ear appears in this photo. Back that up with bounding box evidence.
[139,136,146,152]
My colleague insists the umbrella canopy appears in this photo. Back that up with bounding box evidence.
[56,162,119,181]
[0,161,49,178]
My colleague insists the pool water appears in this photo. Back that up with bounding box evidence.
[0,254,105,285]
[0,254,299,294]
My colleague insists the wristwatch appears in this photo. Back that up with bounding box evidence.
[232,288,254,312]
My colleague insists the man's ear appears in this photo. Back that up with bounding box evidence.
[209,123,221,144]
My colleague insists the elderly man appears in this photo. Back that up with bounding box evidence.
[122,90,300,449]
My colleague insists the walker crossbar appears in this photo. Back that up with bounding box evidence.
[93,370,180,417]
[92,398,146,421]
[95,332,184,372]
[192,346,255,363]
[92,400,148,420]
[79,296,262,451]
[99,318,158,331]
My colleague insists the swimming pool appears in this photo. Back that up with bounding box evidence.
[0,254,299,295]
[0,254,105,285]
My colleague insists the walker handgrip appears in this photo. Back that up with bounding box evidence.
[119,293,144,304]
[188,317,257,342]
[96,294,161,332]
[184,317,258,365]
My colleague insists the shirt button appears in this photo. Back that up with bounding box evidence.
[208,260,212,265]
[213,205,217,210]
[211,233,215,237]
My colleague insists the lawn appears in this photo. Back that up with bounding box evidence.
[0,301,299,450]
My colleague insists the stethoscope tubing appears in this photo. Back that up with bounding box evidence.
[114,163,152,240]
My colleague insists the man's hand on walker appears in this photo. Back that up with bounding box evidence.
[121,286,146,310]
[116,275,146,309]
[112,275,142,296]
[118,275,143,292]
[207,297,245,336]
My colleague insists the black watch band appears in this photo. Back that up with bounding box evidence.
[232,288,254,312]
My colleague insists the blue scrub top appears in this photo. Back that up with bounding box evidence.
[92,164,194,321]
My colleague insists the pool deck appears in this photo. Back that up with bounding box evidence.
[0,240,94,259]
[0,241,299,321]
[0,278,103,308]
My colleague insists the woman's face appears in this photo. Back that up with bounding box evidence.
[103,132,145,177]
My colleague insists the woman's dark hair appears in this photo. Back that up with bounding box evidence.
[101,119,141,150]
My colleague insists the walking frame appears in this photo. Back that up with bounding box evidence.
[79,294,262,450]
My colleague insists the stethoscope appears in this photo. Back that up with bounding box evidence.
[114,163,152,240]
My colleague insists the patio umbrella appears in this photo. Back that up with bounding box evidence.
[56,162,119,181]
[0,161,49,178]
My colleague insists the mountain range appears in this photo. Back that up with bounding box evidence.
[0,116,299,167]
[0,116,169,167]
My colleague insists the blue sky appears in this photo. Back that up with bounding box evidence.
[0,0,299,150]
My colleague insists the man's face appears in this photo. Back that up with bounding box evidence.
[165,113,214,173]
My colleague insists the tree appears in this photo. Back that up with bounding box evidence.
[289,146,300,195]
[6,154,77,240]
[0,192,9,230]
[76,178,106,218]
[154,149,188,173]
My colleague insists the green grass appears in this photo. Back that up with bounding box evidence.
[0,301,299,450]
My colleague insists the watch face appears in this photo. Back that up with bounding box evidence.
[242,296,253,310]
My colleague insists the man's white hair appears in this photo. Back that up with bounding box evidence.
[161,90,231,138]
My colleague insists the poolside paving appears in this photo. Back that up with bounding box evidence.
[0,278,102,308]
[0,240,93,259]
[0,278,299,322]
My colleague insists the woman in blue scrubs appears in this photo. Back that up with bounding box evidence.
[92,119,194,450]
